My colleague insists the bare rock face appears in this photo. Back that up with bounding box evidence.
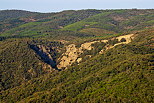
[58,34,135,69]
[57,42,98,69]
[57,44,78,69]
[30,44,58,70]
[79,41,97,50]
[99,34,135,54]
[30,34,135,70]
[77,58,82,63]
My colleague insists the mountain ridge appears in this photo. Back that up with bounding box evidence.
[0,9,153,103]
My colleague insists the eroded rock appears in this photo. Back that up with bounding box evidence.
[58,34,135,69]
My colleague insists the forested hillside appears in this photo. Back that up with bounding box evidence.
[1,9,154,37]
[0,9,154,103]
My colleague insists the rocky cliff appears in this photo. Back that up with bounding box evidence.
[57,34,135,69]
[30,44,59,70]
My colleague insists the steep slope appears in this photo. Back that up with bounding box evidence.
[0,38,64,90]
[0,9,154,103]
[57,34,135,69]
[1,28,153,103]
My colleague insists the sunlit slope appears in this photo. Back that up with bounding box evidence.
[62,9,154,34]
[0,10,102,37]
[1,28,153,103]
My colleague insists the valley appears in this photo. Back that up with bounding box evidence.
[0,9,153,103]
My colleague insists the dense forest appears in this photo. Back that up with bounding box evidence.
[0,9,154,103]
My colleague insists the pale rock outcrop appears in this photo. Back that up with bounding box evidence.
[77,58,82,63]
[58,34,135,69]
[57,41,99,69]
[57,44,78,69]
[116,34,134,43]
[99,34,135,54]
[79,41,98,50]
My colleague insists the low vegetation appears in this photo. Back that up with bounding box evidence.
[0,9,153,103]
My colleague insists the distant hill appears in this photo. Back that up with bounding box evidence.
[62,9,154,33]
[0,10,38,21]
[0,9,154,38]
[0,9,102,34]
